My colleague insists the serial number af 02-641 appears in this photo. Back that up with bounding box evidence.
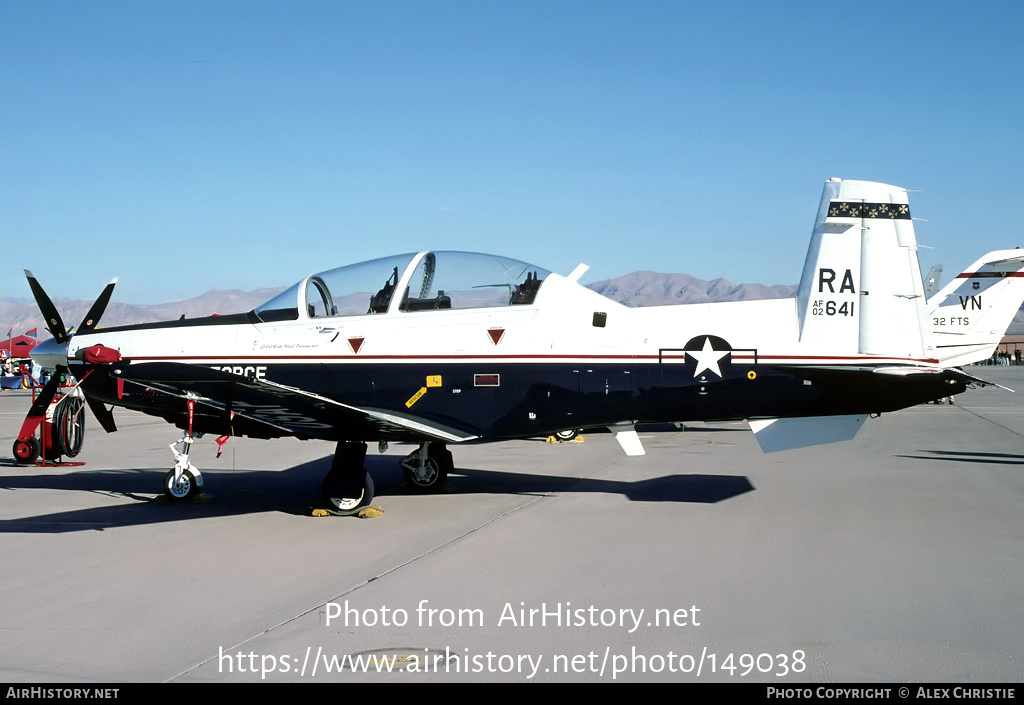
[14,179,1024,514]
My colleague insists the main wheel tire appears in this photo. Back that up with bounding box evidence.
[554,429,579,441]
[13,437,40,464]
[164,469,199,501]
[403,445,453,493]
[324,472,374,516]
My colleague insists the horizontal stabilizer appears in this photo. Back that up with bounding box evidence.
[609,424,646,456]
[748,414,868,453]
[944,368,1014,393]
[871,365,943,377]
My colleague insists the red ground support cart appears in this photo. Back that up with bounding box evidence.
[11,370,86,466]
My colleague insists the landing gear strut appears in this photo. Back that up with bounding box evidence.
[322,442,375,516]
[164,398,204,501]
[401,441,454,493]
[165,433,204,501]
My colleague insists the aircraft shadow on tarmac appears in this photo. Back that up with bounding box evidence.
[0,454,754,533]
[895,449,1024,465]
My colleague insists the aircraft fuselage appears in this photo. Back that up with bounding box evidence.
[67,281,964,444]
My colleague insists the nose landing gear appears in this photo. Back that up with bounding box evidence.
[164,433,204,501]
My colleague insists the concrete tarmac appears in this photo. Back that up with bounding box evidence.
[1,368,1022,683]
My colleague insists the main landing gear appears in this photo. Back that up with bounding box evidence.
[321,442,375,516]
[400,441,453,493]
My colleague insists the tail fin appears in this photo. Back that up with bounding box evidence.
[796,178,931,360]
[928,250,1024,366]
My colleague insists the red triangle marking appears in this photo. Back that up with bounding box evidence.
[487,328,505,345]
[348,337,365,354]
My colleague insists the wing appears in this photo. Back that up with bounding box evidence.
[111,362,479,443]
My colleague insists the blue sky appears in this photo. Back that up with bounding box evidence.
[2,1,1022,304]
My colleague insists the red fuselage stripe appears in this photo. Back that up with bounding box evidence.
[127,353,940,365]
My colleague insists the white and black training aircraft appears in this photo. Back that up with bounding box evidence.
[13,179,1024,514]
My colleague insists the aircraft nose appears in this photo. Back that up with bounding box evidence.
[30,337,69,370]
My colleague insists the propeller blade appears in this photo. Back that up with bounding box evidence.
[85,395,117,433]
[25,373,64,420]
[78,278,117,335]
[24,270,69,344]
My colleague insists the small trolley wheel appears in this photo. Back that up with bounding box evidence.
[324,472,374,516]
[13,437,40,464]
[554,429,580,441]
[164,469,199,501]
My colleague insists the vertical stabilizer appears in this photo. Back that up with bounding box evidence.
[797,179,930,360]
[929,250,1024,366]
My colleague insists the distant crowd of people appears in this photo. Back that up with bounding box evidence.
[984,350,1023,365]
[1,355,47,388]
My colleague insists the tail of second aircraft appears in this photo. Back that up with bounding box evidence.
[928,250,1024,366]
[795,178,931,361]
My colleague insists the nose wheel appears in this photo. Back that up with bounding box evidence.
[165,468,199,501]
[164,433,204,502]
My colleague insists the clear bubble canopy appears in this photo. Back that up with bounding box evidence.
[254,251,550,322]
